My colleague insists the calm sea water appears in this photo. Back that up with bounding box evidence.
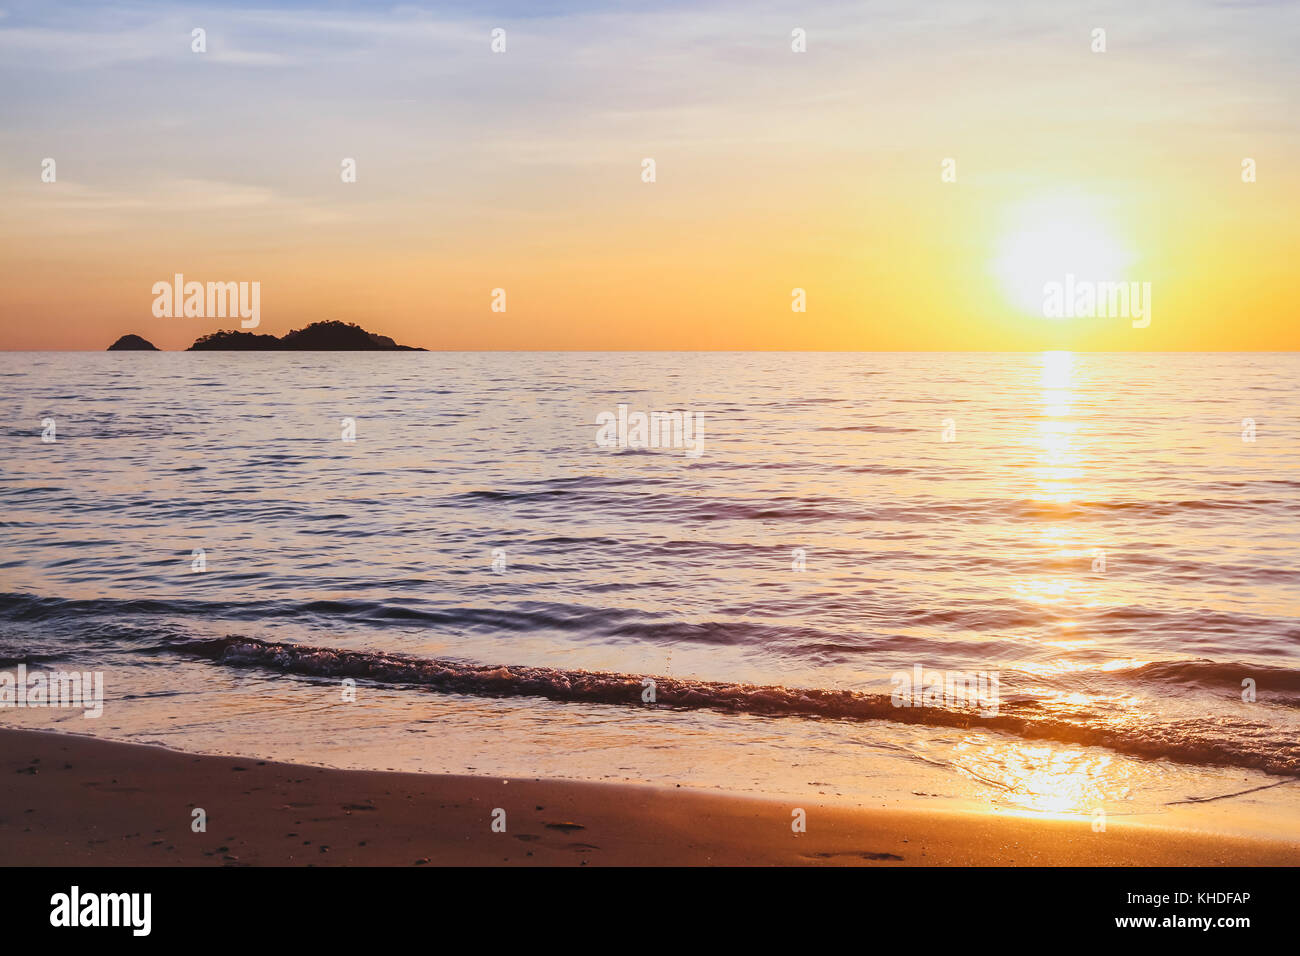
[2,352,1297,825]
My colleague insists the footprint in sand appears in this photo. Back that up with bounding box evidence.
[808,850,904,861]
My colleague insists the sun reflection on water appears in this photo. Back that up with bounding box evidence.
[955,738,1121,814]
[982,352,1121,814]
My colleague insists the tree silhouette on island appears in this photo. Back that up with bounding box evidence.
[106,321,425,351]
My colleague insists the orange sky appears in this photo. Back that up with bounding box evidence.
[1,1,1297,350]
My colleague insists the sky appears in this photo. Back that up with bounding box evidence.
[0,0,1297,350]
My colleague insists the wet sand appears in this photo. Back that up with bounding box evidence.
[1,728,1295,866]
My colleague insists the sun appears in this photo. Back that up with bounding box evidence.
[992,195,1136,318]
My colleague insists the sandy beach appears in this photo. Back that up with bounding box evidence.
[2,728,1294,867]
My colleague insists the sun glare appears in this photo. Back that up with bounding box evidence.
[992,195,1135,318]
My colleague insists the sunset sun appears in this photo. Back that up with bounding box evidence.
[992,195,1136,318]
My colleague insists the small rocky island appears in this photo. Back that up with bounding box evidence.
[106,321,424,351]
[189,321,424,350]
[106,333,160,350]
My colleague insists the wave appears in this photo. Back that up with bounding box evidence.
[444,491,1300,524]
[816,425,917,433]
[0,591,647,635]
[176,636,1300,776]
[3,592,1295,662]
[1117,658,1300,693]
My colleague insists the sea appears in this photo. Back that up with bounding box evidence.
[2,351,1297,833]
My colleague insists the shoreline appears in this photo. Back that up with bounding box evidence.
[2,728,1296,866]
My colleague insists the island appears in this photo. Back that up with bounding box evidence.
[106,333,160,351]
[105,321,425,351]
[188,320,424,351]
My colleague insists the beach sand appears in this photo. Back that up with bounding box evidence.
[1,727,1295,866]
